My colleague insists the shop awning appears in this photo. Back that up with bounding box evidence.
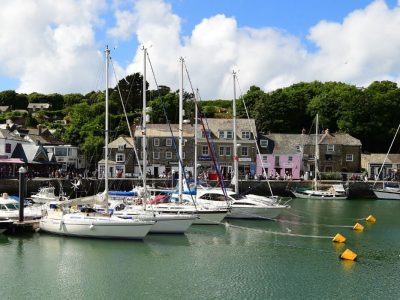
[0,159,24,164]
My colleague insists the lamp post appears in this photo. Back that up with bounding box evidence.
[18,166,27,223]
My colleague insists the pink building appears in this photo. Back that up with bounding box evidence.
[256,134,304,180]
[256,153,301,179]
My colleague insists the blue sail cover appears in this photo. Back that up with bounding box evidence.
[108,191,138,197]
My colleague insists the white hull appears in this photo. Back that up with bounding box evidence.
[291,191,347,200]
[40,212,153,239]
[115,212,196,233]
[373,189,400,200]
[0,208,43,220]
[149,204,227,225]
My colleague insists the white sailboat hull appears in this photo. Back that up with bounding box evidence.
[149,204,227,225]
[291,190,347,200]
[40,212,153,239]
[115,211,196,233]
[373,189,400,200]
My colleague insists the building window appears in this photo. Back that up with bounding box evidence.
[166,138,172,146]
[295,145,301,152]
[241,131,251,139]
[260,140,268,148]
[241,147,248,156]
[153,152,160,159]
[325,154,333,161]
[55,148,68,156]
[202,146,209,156]
[165,152,172,159]
[225,146,231,156]
[5,143,11,153]
[219,130,233,139]
[118,144,125,151]
[327,144,335,152]
[219,146,232,156]
[275,156,280,166]
[346,154,354,162]
[288,156,293,162]
[153,138,160,146]
[116,153,125,163]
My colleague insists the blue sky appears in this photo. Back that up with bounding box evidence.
[1,0,400,99]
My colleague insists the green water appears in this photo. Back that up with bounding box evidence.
[0,199,399,300]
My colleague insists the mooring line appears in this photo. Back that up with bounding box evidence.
[226,223,333,239]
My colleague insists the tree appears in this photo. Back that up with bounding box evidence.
[0,90,28,109]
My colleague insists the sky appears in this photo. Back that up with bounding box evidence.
[1,0,399,100]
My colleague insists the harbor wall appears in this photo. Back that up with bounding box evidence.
[0,178,379,199]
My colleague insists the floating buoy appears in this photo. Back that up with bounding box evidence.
[340,249,357,261]
[366,215,376,223]
[353,223,364,231]
[332,233,346,243]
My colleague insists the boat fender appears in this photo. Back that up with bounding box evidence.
[366,215,376,223]
[90,224,94,230]
[353,223,364,231]
[340,249,357,261]
[332,233,346,243]
[59,220,64,230]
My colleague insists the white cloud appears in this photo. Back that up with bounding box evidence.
[121,0,400,99]
[2,0,400,99]
[0,0,106,94]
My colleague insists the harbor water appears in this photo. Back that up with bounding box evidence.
[0,198,399,299]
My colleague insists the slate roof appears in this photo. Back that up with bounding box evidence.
[203,118,256,138]
[263,132,362,155]
[11,143,50,163]
[0,129,26,142]
[134,124,194,138]
[108,136,134,148]
[362,153,400,164]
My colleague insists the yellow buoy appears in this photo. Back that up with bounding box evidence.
[332,233,346,243]
[366,215,376,223]
[340,249,357,261]
[353,223,364,231]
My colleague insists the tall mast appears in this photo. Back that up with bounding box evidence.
[142,47,147,208]
[233,71,239,194]
[178,57,184,201]
[194,88,199,188]
[104,46,110,212]
[314,114,318,191]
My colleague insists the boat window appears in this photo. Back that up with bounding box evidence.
[234,202,254,206]
[230,194,245,200]
[200,193,226,201]
[0,204,7,210]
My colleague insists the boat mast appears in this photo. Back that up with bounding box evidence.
[233,71,239,194]
[194,88,199,188]
[142,47,147,209]
[178,57,184,202]
[104,46,110,212]
[314,114,318,191]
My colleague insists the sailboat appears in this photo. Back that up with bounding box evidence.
[290,114,348,200]
[149,57,228,225]
[183,71,289,219]
[109,48,197,233]
[372,124,400,200]
[39,47,154,239]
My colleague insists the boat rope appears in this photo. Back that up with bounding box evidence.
[225,223,333,239]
